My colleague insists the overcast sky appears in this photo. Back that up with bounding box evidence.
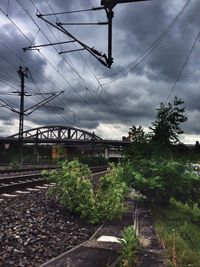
[0,0,199,143]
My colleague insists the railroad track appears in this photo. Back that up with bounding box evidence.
[0,172,46,194]
[0,166,107,194]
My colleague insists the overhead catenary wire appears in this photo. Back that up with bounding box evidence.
[0,35,76,127]
[1,2,84,126]
[27,1,121,136]
[0,39,78,127]
[0,74,19,86]
[27,70,77,126]
[41,0,123,123]
[99,0,192,85]
[36,7,104,17]
[37,50,120,137]
[1,2,120,138]
[164,31,200,105]
[0,67,19,83]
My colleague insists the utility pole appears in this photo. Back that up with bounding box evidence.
[18,66,28,140]
[17,66,28,165]
[25,0,150,68]
[1,67,64,165]
[101,0,150,67]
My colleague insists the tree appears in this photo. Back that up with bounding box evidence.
[194,141,200,155]
[128,125,147,143]
[149,97,187,146]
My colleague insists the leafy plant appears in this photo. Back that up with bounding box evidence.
[170,198,200,224]
[149,97,187,146]
[119,226,139,267]
[96,164,129,220]
[123,156,200,205]
[44,160,128,224]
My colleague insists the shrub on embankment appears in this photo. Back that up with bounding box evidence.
[122,154,200,206]
[43,160,128,224]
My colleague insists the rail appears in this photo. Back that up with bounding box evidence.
[0,166,108,194]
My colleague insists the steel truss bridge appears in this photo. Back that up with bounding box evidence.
[0,126,130,148]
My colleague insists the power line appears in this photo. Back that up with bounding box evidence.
[37,7,104,16]
[41,0,123,124]
[164,31,200,105]
[0,2,81,127]
[0,6,32,43]
[0,39,78,127]
[29,0,120,123]
[24,1,120,136]
[1,4,119,138]
[99,0,192,85]
[0,67,19,83]
[37,50,120,137]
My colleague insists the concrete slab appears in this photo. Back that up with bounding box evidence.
[42,246,119,267]
[84,238,121,251]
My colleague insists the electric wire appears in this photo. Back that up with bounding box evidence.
[36,1,121,125]
[41,0,123,125]
[99,0,192,85]
[20,1,120,137]
[1,3,126,138]
[0,68,19,83]
[0,6,32,43]
[37,7,104,17]
[0,39,78,127]
[0,74,19,86]
[16,0,119,134]
[0,80,19,91]
[164,31,200,105]
[28,71,76,125]
[0,7,81,128]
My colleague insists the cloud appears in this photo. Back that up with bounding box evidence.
[0,0,199,142]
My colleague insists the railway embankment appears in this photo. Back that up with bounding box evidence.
[0,186,165,267]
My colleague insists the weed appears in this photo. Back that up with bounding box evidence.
[153,199,200,267]
[44,160,128,224]
[119,226,139,267]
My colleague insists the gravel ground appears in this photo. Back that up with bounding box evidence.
[0,189,98,267]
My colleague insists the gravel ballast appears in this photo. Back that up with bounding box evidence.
[0,189,98,267]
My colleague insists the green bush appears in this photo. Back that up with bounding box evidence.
[123,156,200,205]
[44,160,128,224]
[96,164,129,221]
[170,198,200,224]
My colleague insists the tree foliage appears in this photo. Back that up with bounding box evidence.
[43,160,128,224]
[124,97,200,206]
[128,125,147,143]
[149,97,187,145]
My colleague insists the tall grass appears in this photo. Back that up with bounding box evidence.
[153,199,200,267]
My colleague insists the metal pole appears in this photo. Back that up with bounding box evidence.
[106,7,114,67]
[17,66,28,165]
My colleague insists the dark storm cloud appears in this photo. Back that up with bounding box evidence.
[0,23,47,123]
[0,0,199,140]
[112,0,200,83]
[0,23,46,80]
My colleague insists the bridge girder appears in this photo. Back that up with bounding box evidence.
[8,125,102,141]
